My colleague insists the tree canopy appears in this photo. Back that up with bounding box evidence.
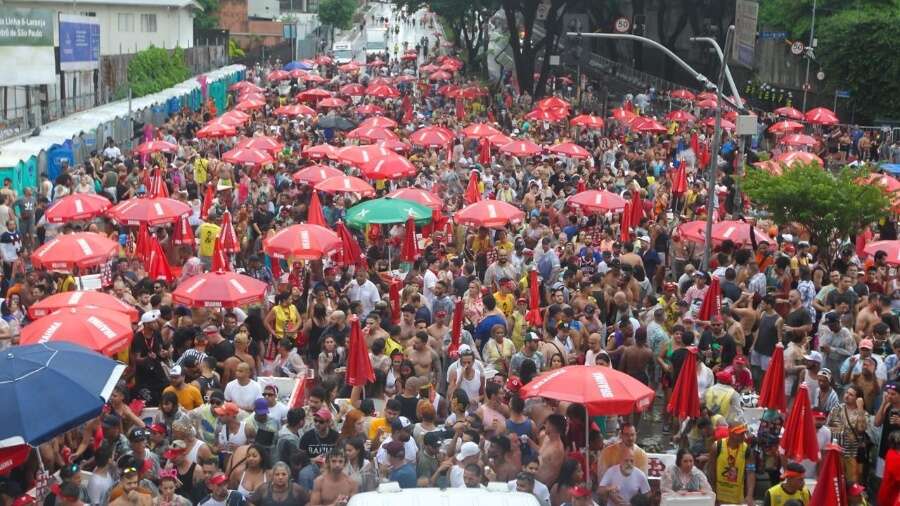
[193,0,220,31]
[742,163,892,265]
[318,0,356,30]
[394,0,499,71]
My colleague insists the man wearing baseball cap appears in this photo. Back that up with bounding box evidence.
[723,355,753,393]
[703,370,743,425]
[510,331,545,375]
[710,423,756,506]
[449,441,481,488]
[197,473,243,506]
[162,365,203,410]
[841,338,888,383]
[298,408,338,458]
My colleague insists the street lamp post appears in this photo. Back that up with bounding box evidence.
[801,0,817,111]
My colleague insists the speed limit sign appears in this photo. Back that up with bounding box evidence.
[614,17,631,33]
[790,41,805,55]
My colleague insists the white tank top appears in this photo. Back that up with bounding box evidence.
[218,420,248,450]
[458,368,482,403]
[186,437,205,464]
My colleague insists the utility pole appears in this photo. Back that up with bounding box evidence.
[702,28,734,272]
[801,0,817,111]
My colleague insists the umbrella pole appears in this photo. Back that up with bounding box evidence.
[585,413,591,488]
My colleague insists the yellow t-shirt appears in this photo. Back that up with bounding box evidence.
[197,222,221,257]
[367,417,392,440]
[194,158,209,185]
[162,384,204,410]
[493,291,515,319]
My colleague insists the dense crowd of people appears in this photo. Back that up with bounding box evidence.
[4,6,900,506]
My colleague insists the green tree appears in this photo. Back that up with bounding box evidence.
[500,0,581,99]
[742,164,892,266]
[395,0,498,72]
[318,0,356,31]
[127,46,191,97]
[816,9,900,121]
[194,0,220,31]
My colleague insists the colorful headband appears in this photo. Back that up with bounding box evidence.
[782,469,804,479]
[159,469,179,480]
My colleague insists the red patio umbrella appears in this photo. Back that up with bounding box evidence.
[701,117,736,131]
[620,202,632,242]
[346,315,375,386]
[400,216,419,263]
[172,215,194,246]
[780,384,819,461]
[31,232,118,271]
[108,197,191,226]
[43,194,112,223]
[428,70,452,81]
[499,140,543,157]
[292,164,344,185]
[134,222,151,261]
[359,154,416,180]
[235,98,266,112]
[525,269,543,327]
[360,116,397,129]
[759,342,787,411]
[267,69,289,81]
[667,347,701,419]
[297,88,332,101]
[136,140,177,155]
[338,62,361,72]
[708,220,770,246]
[376,139,411,153]
[335,222,366,267]
[774,106,805,120]
[307,190,327,227]
[303,74,327,84]
[148,169,168,198]
[387,188,443,210]
[775,150,824,166]
[21,307,132,355]
[455,200,525,229]
[314,175,376,196]
[336,144,394,165]
[317,97,348,109]
[366,84,401,98]
[632,117,668,134]
[303,143,340,160]
[146,236,174,283]
[196,121,237,139]
[813,445,848,506]
[28,291,139,322]
[488,133,514,147]
[314,55,333,65]
[696,99,718,109]
[462,123,501,139]
[670,89,696,100]
[609,107,637,122]
[237,136,284,154]
[520,366,655,415]
[570,114,605,129]
[696,276,721,321]
[535,96,569,111]
[449,297,463,356]
[525,107,567,122]
[672,163,688,195]
[346,127,398,142]
[263,223,342,260]
[172,271,267,308]
[805,107,839,125]
[665,110,696,123]
[547,142,590,159]
[273,104,316,117]
[0,445,31,475]
[218,211,240,253]
[464,172,481,205]
[356,104,384,116]
[409,126,453,148]
[340,83,366,96]
[367,58,386,67]
[768,120,804,134]
[629,189,645,226]
[697,91,717,101]
[864,240,900,265]
[780,133,817,147]
[359,102,386,115]
[567,190,627,214]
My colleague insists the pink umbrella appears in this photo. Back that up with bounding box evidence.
[303,144,339,160]
[455,200,526,229]
[774,106,805,120]
[360,116,397,129]
[336,144,394,166]
[499,140,543,157]
[567,190,627,214]
[222,147,274,167]
[387,188,443,210]
[768,120,805,134]
[292,164,344,185]
[346,127,398,142]
[805,107,839,125]
[359,154,417,180]
[356,104,385,116]
[340,83,366,96]
[263,223,342,260]
[524,108,566,122]
[136,140,178,155]
[236,136,283,154]
[314,175,376,196]
[43,194,112,223]
[317,97,348,109]
[108,197,191,226]
[670,89,696,100]
[462,123,501,139]
[547,142,590,159]
[780,133,818,147]
[428,70,452,81]
[366,84,401,98]
[570,114,605,129]
[665,110,696,123]
[775,151,824,166]
[409,126,454,148]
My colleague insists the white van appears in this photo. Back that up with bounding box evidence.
[348,483,542,506]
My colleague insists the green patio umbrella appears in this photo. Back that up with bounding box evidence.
[346,197,433,229]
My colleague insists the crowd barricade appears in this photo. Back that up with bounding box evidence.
[661,493,715,506]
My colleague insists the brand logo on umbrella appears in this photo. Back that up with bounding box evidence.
[87,316,117,339]
[38,321,62,343]
[67,292,84,304]
[76,238,94,256]
[592,372,614,398]
[300,231,311,249]
[229,279,247,294]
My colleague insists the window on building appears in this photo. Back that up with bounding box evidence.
[306,0,318,12]
[80,11,96,16]
[140,13,157,32]
[118,13,134,32]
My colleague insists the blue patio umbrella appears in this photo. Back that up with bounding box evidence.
[284,61,313,71]
[881,164,900,176]
[0,342,126,448]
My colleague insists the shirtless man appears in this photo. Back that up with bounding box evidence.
[407,331,440,387]
[310,449,357,506]
[618,330,655,385]
[729,292,759,342]
[536,414,566,487]
[427,311,452,351]
[722,305,747,351]
[396,305,418,346]
[856,297,882,339]
[363,313,390,348]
